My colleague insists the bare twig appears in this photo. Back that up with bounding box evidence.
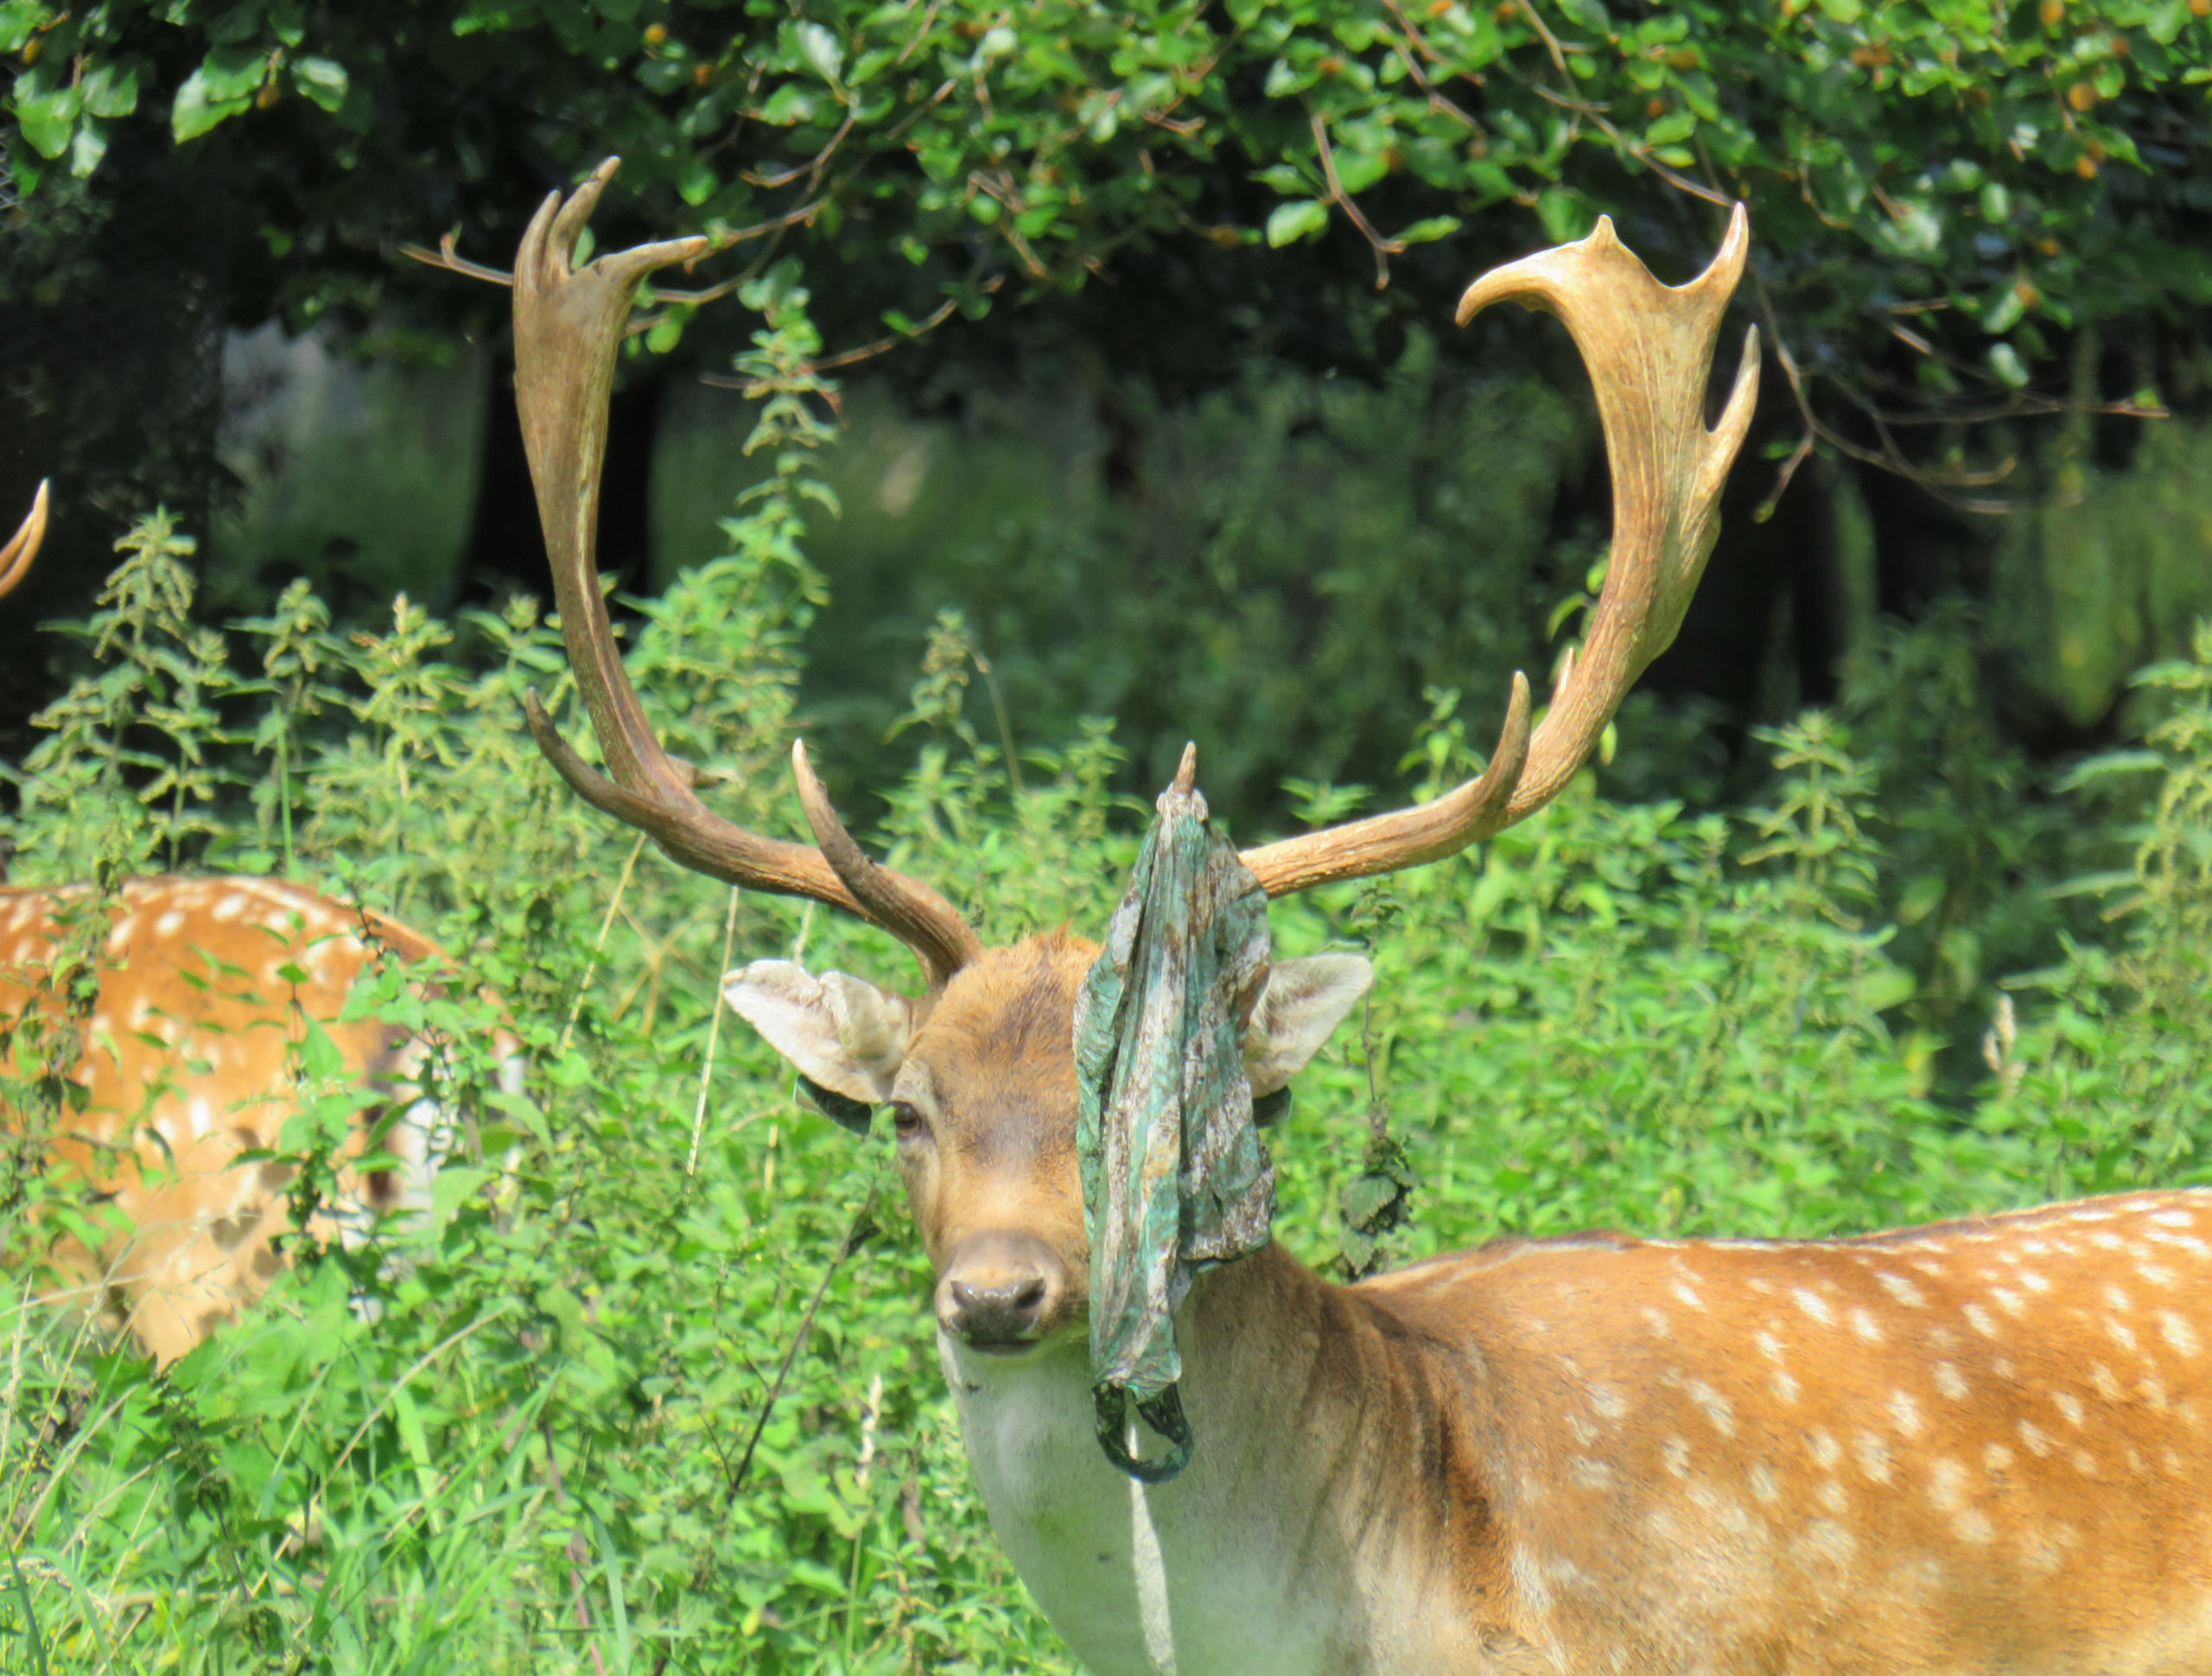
[741,111,856,190]
[1309,111,1404,290]
[649,1195,878,1676]
[686,887,741,1178]
[399,232,515,289]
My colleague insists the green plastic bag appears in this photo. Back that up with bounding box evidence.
[1074,749,1273,1482]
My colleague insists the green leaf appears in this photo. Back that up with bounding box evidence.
[796,21,842,85]
[1536,188,1594,244]
[1645,111,1695,146]
[1814,0,1861,18]
[1980,282,2025,335]
[199,42,269,102]
[1897,874,1945,926]
[68,115,106,176]
[1394,214,1461,245]
[289,55,349,113]
[1986,341,2028,389]
[12,84,78,158]
[431,1165,499,1227]
[172,67,251,142]
[1266,199,1330,246]
[80,61,143,120]
[759,82,820,126]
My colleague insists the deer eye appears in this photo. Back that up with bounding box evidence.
[888,1101,928,1142]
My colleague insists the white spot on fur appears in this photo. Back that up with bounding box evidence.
[1928,1457,1968,1513]
[1748,1462,1780,1503]
[1793,1288,1834,1326]
[2070,1448,2097,1476]
[1933,1362,1968,1400]
[1965,1303,1998,1337]
[1952,1509,1994,1545]
[1772,1368,1801,1405]
[1817,1479,1848,1515]
[1569,1457,1612,1491]
[1687,1381,1735,1438]
[2160,1312,2201,1357]
[1991,1287,2025,1317]
[1983,1442,2013,1472]
[1888,1391,1924,1438]
[155,910,185,937]
[2053,1390,2085,1427]
[214,892,249,921]
[2018,1419,2051,1457]
[2090,1364,2123,1402]
[1808,1429,1842,1471]
[2018,1270,2050,1293]
[1662,1437,1691,1478]
[1850,1308,1884,1343]
[1853,1432,1892,1483]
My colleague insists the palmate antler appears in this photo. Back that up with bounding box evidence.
[512,159,983,987]
[1239,208,1760,894]
[515,158,1756,981]
[0,480,49,600]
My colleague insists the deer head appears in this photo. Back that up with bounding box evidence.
[513,161,1757,1357]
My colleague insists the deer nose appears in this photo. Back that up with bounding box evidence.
[938,1231,1067,1350]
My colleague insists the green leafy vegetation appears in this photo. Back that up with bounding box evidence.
[3,354,2210,1668]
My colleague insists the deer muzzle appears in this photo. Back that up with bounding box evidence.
[937,1229,1071,1353]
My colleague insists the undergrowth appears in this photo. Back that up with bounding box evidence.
[0,281,2207,1671]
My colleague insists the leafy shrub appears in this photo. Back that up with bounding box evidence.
[3,337,2209,1670]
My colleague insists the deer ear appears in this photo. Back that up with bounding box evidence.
[723,960,914,1109]
[1243,955,1373,1097]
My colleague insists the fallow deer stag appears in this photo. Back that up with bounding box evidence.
[516,160,2212,1675]
[0,491,507,1365]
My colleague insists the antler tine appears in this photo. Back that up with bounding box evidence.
[0,480,50,600]
[791,742,984,984]
[513,156,982,987]
[1240,206,1759,898]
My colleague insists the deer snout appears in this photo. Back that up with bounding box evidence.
[937,1230,1069,1352]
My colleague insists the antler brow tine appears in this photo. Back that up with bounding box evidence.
[512,156,980,987]
[0,480,50,600]
[1240,206,1759,898]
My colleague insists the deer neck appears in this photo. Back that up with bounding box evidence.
[938,1241,1518,1676]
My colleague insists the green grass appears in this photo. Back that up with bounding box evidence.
[3,307,2209,1670]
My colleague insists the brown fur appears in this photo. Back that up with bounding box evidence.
[899,932,2212,1673]
[0,876,464,1363]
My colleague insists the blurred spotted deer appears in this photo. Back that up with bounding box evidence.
[0,490,512,1364]
[514,162,2212,1675]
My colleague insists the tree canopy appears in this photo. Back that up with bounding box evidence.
[9,0,2209,467]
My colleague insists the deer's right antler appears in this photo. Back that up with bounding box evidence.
[513,159,982,987]
[0,481,49,600]
[1240,207,1759,896]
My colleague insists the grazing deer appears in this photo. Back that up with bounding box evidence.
[513,161,2212,1675]
[0,491,510,1364]
[0,878,498,1365]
